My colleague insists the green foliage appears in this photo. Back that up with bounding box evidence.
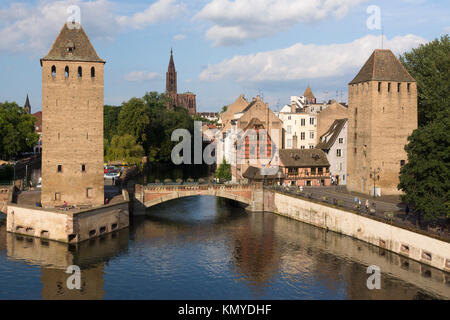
[398,114,450,221]
[104,105,121,142]
[220,105,228,113]
[105,134,145,165]
[400,35,450,126]
[114,92,195,163]
[215,158,231,182]
[0,101,39,160]
[397,36,450,222]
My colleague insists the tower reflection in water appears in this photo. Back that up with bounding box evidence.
[2,196,449,300]
[6,229,129,300]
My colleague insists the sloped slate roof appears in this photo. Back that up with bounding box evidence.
[316,119,347,151]
[303,85,315,99]
[243,166,284,180]
[349,49,415,84]
[41,23,105,64]
[279,149,329,168]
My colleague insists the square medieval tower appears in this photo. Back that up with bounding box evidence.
[40,22,105,207]
[347,49,417,196]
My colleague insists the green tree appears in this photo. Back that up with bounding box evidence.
[0,101,39,160]
[397,36,450,222]
[106,134,145,165]
[118,98,150,145]
[400,35,449,126]
[398,114,450,221]
[215,158,231,182]
[104,105,121,142]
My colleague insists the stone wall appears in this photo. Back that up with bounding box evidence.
[0,187,9,214]
[265,190,450,272]
[41,60,105,207]
[7,200,129,243]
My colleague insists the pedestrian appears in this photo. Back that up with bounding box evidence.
[365,199,369,213]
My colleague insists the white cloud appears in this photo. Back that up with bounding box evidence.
[199,34,428,82]
[125,71,160,82]
[0,0,185,54]
[173,34,186,41]
[117,0,186,29]
[195,0,369,46]
[443,26,450,34]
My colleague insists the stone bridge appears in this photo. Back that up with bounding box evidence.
[133,183,264,214]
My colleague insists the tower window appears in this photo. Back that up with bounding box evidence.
[57,165,62,173]
[407,83,411,92]
[78,66,82,78]
[388,83,391,92]
[397,83,401,92]
[91,67,95,78]
[82,164,86,172]
[378,82,381,92]
[51,65,56,77]
[65,66,69,78]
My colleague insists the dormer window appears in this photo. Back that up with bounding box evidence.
[66,40,75,54]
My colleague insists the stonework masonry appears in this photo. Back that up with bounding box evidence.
[40,24,105,207]
[347,49,418,195]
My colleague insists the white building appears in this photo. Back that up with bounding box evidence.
[277,104,317,150]
[316,119,348,185]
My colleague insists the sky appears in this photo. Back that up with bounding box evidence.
[0,0,448,113]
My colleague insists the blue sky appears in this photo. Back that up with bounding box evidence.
[0,0,448,112]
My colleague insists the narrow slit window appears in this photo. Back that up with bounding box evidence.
[65,66,69,78]
[82,164,86,172]
[378,82,381,92]
[57,165,62,173]
[78,66,82,78]
[91,67,95,78]
[51,65,56,77]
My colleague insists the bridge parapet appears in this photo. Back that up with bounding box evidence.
[133,183,264,214]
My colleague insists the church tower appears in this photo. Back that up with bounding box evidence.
[24,94,31,114]
[40,22,105,208]
[166,49,177,95]
[347,49,417,196]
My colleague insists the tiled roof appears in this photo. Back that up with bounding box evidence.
[31,111,42,133]
[303,85,315,99]
[349,49,415,84]
[243,166,284,180]
[41,23,105,64]
[316,119,347,150]
[279,149,329,168]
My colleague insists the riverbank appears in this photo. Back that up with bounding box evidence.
[264,189,450,273]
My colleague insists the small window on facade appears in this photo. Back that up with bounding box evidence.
[336,149,342,157]
[354,148,357,154]
[65,66,69,78]
[339,138,344,144]
[397,83,401,92]
[57,165,62,172]
[407,83,411,92]
[82,164,86,172]
[378,82,381,92]
[91,67,95,78]
[78,66,82,78]
[51,65,56,77]
[55,193,61,201]
[355,107,358,115]
[310,117,315,125]
[388,83,391,92]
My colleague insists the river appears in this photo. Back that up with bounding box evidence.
[0,196,448,300]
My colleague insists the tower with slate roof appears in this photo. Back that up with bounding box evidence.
[347,49,417,195]
[40,22,105,207]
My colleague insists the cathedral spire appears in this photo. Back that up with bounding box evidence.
[166,48,177,95]
[24,94,31,114]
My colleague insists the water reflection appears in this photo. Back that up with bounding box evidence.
[0,196,449,299]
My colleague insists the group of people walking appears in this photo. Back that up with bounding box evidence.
[354,197,376,215]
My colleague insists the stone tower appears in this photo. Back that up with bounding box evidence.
[347,49,417,196]
[40,22,105,208]
[166,49,177,96]
[165,49,197,115]
[24,94,31,114]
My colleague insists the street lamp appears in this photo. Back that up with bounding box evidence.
[369,167,381,198]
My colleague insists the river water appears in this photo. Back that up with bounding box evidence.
[0,196,448,300]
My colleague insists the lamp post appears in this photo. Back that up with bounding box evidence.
[369,167,380,198]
